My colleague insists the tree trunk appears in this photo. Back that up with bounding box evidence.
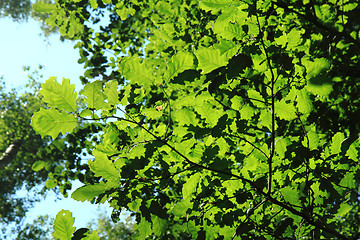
[0,140,22,169]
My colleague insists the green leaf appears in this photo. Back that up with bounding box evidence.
[303,131,320,150]
[164,52,195,81]
[339,172,355,188]
[214,39,241,59]
[71,182,110,202]
[32,161,46,171]
[275,138,290,159]
[89,0,98,9]
[337,203,352,217]
[80,80,106,110]
[40,77,77,112]
[195,47,228,74]
[221,22,245,40]
[151,214,168,237]
[182,173,200,199]
[31,108,77,139]
[330,132,345,155]
[89,149,119,181]
[133,218,152,239]
[172,199,191,216]
[33,1,57,13]
[45,178,57,189]
[120,58,156,86]
[280,186,300,206]
[128,199,142,212]
[143,107,163,119]
[104,80,120,105]
[53,210,76,240]
[195,102,222,126]
[275,100,297,121]
[303,58,330,79]
[248,89,266,108]
[199,0,234,14]
[173,108,198,126]
[296,89,312,114]
[346,143,358,161]
[286,28,303,48]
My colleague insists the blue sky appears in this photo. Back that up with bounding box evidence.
[0,17,111,229]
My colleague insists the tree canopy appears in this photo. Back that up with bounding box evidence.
[32,0,360,239]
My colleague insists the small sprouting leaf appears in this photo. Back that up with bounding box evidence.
[164,52,195,81]
[40,77,77,112]
[80,80,106,110]
[195,47,228,74]
[31,108,77,139]
[53,210,76,240]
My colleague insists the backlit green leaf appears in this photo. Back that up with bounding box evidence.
[71,182,110,202]
[89,149,119,181]
[32,161,46,171]
[330,132,345,155]
[120,58,156,86]
[104,80,120,105]
[53,210,76,240]
[40,77,77,112]
[31,108,77,139]
[89,0,98,9]
[182,173,200,199]
[80,80,106,110]
[280,186,300,206]
[164,52,195,81]
[195,47,228,74]
[275,100,297,121]
[199,0,234,14]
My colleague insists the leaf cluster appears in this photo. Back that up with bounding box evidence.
[32,0,360,239]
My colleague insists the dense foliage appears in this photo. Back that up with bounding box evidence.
[32,0,360,239]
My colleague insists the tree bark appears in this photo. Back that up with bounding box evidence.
[0,139,22,169]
